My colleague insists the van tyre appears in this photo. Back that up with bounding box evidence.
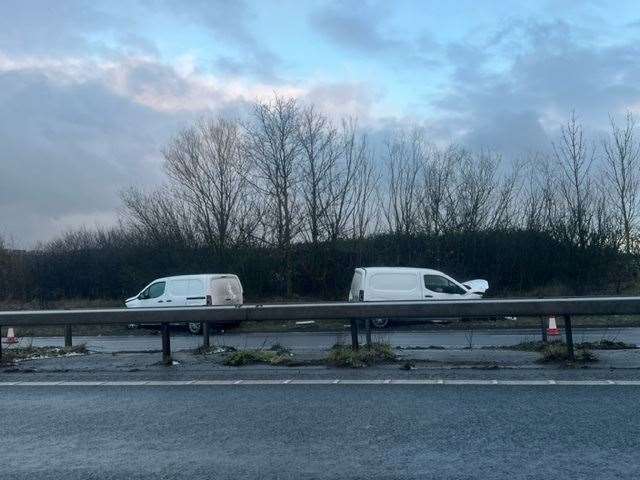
[188,322,202,335]
[371,318,389,328]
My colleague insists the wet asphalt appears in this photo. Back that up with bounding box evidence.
[2,384,639,479]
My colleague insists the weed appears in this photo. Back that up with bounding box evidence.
[576,339,636,350]
[327,342,396,368]
[492,339,636,352]
[223,349,292,366]
[537,343,598,363]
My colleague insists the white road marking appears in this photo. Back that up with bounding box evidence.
[0,379,640,386]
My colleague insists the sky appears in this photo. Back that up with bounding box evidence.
[2,0,640,246]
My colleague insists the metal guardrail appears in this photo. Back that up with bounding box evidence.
[2,296,640,364]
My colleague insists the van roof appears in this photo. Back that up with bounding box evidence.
[355,266,445,276]
[157,274,239,282]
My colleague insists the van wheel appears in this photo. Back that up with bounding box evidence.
[187,322,202,335]
[371,318,389,328]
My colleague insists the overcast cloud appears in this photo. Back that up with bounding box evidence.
[1,0,640,246]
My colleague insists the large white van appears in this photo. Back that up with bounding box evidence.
[125,274,243,334]
[348,267,488,328]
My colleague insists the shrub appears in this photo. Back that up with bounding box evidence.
[327,342,396,368]
[223,349,291,366]
[537,344,598,363]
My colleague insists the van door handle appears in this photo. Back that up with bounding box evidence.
[157,300,164,303]
[424,295,433,298]
[165,300,172,303]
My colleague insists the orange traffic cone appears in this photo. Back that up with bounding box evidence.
[3,327,18,344]
[546,317,560,337]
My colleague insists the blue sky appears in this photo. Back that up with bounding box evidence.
[1,0,640,245]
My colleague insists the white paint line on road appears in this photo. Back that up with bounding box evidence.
[2,379,640,386]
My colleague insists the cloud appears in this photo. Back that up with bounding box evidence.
[309,0,438,68]
[0,50,386,246]
[0,0,126,55]
[430,19,640,158]
[161,0,284,81]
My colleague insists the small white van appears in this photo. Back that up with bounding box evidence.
[125,274,243,334]
[348,267,488,328]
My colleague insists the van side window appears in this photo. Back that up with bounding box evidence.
[148,282,166,299]
[424,275,465,295]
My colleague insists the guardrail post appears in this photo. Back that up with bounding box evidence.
[64,325,72,348]
[202,321,210,349]
[0,328,3,362]
[161,323,172,365]
[539,317,547,343]
[365,319,372,347]
[563,314,575,361]
[350,319,359,350]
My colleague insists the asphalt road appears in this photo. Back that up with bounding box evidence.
[2,384,640,479]
[11,327,640,352]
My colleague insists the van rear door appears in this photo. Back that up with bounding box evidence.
[349,269,364,301]
[211,276,243,305]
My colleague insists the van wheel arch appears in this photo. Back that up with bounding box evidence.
[371,318,389,329]
[187,322,202,335]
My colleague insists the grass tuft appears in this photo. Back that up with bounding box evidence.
[223,349,292,366]
[327,342,396,368]
[537,343,598,363]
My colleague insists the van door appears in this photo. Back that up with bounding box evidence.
[422,274,467,300]
[166,279,189,306]
[366,272,421,301]
[185,278,207,306]
[138,281,167,307]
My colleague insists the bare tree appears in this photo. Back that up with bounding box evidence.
[420,145,457,234]
[382,129,424,236]
[322,118,371,242]
[120,187,196,246]
[244,96,302,295]
[450,149,501,232]
[553,112,595,248]
[297,105,339,245]
[163,118,250,251]
[603,111,640,254]
[350,139,379,241]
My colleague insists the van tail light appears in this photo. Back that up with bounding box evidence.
[206,295,212,306]
[358,290,364,301]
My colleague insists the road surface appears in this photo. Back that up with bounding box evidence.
[9,327,640,352]
[2,383,639,479]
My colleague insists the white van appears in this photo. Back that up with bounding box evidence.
[348,267,488,328]
[125,274,243,334]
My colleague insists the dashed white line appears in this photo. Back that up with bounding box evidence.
[0,379,639,386]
